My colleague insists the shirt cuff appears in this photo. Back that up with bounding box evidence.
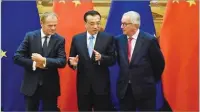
[32,61,36,71]
[43,58,46,67]
[72,65,77,70]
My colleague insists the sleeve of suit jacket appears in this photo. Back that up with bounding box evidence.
[68,36,77,70]
[45,37,66,68]
[13,33,33,70]
[99,35,116,66]
[149,38,165,82]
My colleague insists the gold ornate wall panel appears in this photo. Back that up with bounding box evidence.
[37,0,167,36]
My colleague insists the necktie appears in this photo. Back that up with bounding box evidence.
[128,37,133,63]
[39,36,48,85]
[42,36,48,57]
[88,36,94,58]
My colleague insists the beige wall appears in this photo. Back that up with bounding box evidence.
[37,0,166,37]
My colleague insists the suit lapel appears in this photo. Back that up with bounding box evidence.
[34,30,43,54]
[92,32,102,59]
[81,32,90,60]
[130,31,145,65]
[46,34,57,56]
[121,35,129,64]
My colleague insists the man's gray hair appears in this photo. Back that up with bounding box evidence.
[123,11,141,27]
[40,12,57,23]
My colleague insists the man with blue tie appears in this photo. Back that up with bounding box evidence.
[115,11,165,111]
[68,10,116,111]
[13,12,66,111]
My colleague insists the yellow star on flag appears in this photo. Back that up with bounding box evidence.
[59,0,65,4]
[186,0,196,6]
[149,0,158,7]
[72,0,81,7]
[0,50,7,58]
[173,0,179,3]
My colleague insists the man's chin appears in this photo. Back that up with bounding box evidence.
[49,32,56,35]
[91,31,98,35]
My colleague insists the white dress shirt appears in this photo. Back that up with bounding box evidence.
[41,29,51,46]
[86,31,101,65]
[32,29,51,71]
[87,31,97,48]
[127,29,140,60]
[128,29,139,83]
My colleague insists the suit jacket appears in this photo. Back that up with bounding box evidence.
[115,30,165,100]
[13,30,66,97]
[68,31,116,95]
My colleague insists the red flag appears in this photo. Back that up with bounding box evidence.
[53,0,93,111]
[160,0,199,111]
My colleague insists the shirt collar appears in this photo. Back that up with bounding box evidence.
[41,29,51,38]
[87,31,98,40]
[127,29,140,40]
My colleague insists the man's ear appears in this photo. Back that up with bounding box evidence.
[84,22,87,29]
[40,21,43,27]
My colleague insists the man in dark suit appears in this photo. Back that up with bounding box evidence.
[68,10,116,111]
[13,12,66,111]
[115,11,165,111]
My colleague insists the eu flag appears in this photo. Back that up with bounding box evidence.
[105,0,164,110]
[1,1,40,111]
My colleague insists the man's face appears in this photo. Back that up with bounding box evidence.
[121,15,136,36]
[41,16,58,36]
[85,15,101,35]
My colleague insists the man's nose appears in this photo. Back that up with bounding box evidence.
[93,24,98,29]
[51,26,56,30]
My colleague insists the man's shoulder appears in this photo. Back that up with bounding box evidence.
[98,31,113,38]
[139,30,155,40]
[115,34,125,40]
[73,32,86,39]
[54,33,65,40]
[26,29,40,36]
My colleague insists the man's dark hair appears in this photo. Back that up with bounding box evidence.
[84,10,101,22]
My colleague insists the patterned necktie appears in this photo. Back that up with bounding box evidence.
[42,36,48,57]
[88,35,94,58]
[128,37,133,63]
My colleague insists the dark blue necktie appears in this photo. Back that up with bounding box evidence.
[42,36,48,57]
[39,36,48,85]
